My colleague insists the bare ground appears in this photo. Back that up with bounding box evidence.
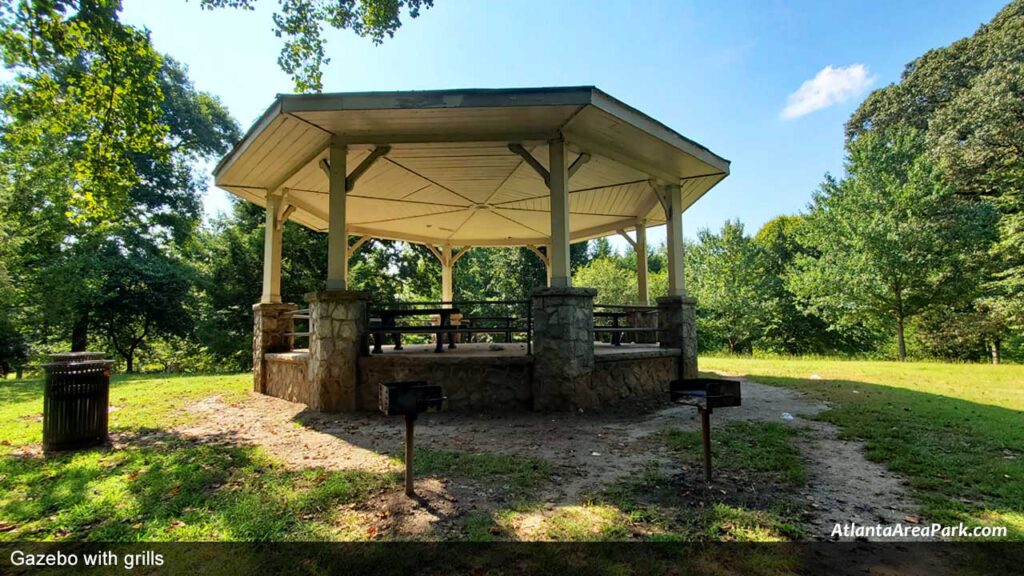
[169,375,937,547]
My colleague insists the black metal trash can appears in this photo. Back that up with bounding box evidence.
[42,352,112,451]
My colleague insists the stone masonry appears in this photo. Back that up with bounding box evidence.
[306,290,369,412]
[657,295,698,380]
[531,287,597,411]
[358,354,533,412]
[252,302,296,393]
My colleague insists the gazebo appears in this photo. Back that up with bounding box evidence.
[214,86,729,412]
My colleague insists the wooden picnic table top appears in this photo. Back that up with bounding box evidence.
[371,307,461,318]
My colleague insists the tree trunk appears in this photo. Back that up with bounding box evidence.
[991,338,1001,365]
[16,366,23,380]
[125,349,135,373]
[896,315,907,361]
[71,314,89,352]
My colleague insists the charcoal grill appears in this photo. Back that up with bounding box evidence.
[378,381,446,497]
[670,378,742,482]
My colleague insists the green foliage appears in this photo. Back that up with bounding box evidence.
[0,0,167,222]
[790,128,998,360]
[848,0,1024,344]
[0,42,240,369]
[687,220,775,353]
[575,258,638,305]
[754,216,876,355]
[198,0,434,92]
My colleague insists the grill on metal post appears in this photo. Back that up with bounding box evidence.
[670,378,742,482]
[42,352,113,452]
[378,381,446,497]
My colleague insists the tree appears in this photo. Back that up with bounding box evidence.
[0,0,168,222]
[574,258,636,305]
[847,1,1024,343]
[198,0,434,92]
[929,63,1024,345]
[91,242,194,372]
[0,54,239,362]
[687,220,775,354]
[790,128,998,360]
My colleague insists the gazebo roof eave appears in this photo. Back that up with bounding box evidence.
[213,86,731,184]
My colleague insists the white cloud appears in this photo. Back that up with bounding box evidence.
[781,64,875,120]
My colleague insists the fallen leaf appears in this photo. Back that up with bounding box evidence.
[169,520,186,529]
[904,515,922,524]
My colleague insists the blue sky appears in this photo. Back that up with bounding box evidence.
[122,0,1006,251]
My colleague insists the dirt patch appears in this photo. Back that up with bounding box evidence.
[171,377,929,542]
[796,420,926,541]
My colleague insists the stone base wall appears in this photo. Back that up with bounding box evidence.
[264,352,310,405]
[252,302,297,393]
[258,348,678,413]
[357,355,533,412]
[591,350,679,406]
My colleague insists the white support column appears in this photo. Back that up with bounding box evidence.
[441,245,454,306]
[664,184,686,296]
[548,137,571,287]
[635,220,649,305]
[261,193,283,304]
[327,142,348,290]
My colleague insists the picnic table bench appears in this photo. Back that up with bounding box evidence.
[370,308,461,353]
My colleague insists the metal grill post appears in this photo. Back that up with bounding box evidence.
[405,414,416,497]
[700,407,712,483]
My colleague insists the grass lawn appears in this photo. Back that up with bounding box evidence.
[701,356,1024,539]
[0,373,551,542]
[0,373,395,541]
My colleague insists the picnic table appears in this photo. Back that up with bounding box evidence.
[460,315,519,343]
[370,308,461,354]
[594,311,629,346]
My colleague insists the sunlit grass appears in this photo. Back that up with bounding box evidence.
[0,373,250,451]
[702,356,1024,540]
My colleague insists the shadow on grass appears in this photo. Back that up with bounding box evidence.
[0,377,43,404]
[732,373,1024,540]
[0,428,396,543]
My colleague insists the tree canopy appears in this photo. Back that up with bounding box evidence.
[790,128,998,360]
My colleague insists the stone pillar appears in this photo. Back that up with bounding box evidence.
[306,290,369,412]
[657,295,698,380]
[253,302,297,393]
[531,287,597,411]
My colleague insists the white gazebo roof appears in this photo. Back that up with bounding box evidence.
[214,86,729,247]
